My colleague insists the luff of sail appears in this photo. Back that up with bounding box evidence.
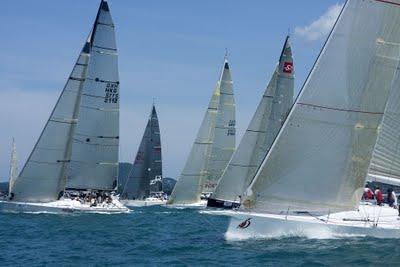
[211,37,294,203]
[122,105,163,200]
[67,0,120,191]
[11,40,91,202]
[168,85,220,204]
[8,138,18,194]
[244,0,400,215]
[204,58,236,192]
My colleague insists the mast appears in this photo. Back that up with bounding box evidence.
[244,0,400,215]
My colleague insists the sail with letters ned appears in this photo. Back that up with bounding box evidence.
[204,58,236,193]
[168,83,220,204]
[8,138,18,194]
[211,36,294,203]
[10,37,91,202]
[122,105,163,200]
[67,0,120,191]
[243,0,400,215]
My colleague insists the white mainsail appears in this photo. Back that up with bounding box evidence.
[211,37,294,203]
[11,40,91,202]
[205,59,236,192]
[243,0,400,215]
[67,0,120,191]
[8,138,18,194]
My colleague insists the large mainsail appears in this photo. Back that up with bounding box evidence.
[204,59,236,192]
[168,85,220,204]
[244,0,400,215]
[122,105,163,200]
[67,0,120,191]
[8,138,18,194]
[211,37,294,203]
[368,69,400,186]
[11,39,91,202]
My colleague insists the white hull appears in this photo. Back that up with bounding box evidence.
[223,203,400,240]
[121,199,167,208]
[0,198,130,214]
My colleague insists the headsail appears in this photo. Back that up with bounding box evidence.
[368,67,400,186]
[211,37,294,203]
[67,0,120,191]
[8,138,18,194]
[11,39,91,202]
[244,0,400,215]
[122,105,163,200]
[205,58,236,192]
[168,85,220,204]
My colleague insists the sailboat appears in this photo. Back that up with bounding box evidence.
[8,138,18,195]
[207,36,294,209]
[168,57,236,207]
[0,0,129,213]
[225,0,400,239]
[120,104,165,207]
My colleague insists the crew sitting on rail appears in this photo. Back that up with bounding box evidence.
[362,185,374,200]
[375,187,383,206]
[387,188,398,208]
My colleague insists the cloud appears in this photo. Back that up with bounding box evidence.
[295,3,343,41]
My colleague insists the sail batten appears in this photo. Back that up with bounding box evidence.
[243,0,400,215]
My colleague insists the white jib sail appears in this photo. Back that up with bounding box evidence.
[244,0,400,215]
[212,37,294,202]
[168,85,220,204]
[67,0,120,191]
[11,40,91,202]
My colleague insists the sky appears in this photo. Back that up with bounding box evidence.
[0,0,344,182]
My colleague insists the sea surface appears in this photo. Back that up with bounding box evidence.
[1,206,400,266]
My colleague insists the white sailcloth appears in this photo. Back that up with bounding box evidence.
[204,59,236,192]
[8,138,18,194]
[368,64,400,186]
[11,40,91,202]
[67,0,120,191]
[244,0,400,215]
[212,37,294,202]
[168,85,220,204]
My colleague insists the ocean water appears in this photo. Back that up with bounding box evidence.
[1,206,400,266]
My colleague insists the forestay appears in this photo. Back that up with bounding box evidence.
[245,0,400,215]
[122,105,163,200]
[11,39,91,202]
[212,37,294,202]
[168,85,220,204]
[205,59,236,192]
[67,0,120,191]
